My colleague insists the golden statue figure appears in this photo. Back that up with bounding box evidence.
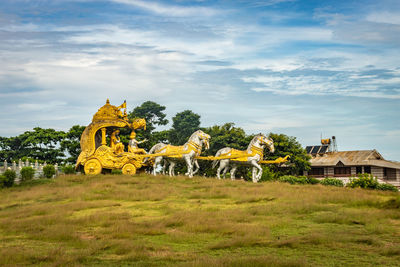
[110,129,125,154]
[128,131,147,154]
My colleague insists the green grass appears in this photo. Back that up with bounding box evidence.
[0,174,399,266]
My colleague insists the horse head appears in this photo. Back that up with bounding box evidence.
[257,134,275,153]
[197,130,211,150]
[190,130,211,150]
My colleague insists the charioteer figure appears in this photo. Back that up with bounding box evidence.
[128,131,147,154]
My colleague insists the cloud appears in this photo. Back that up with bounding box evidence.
[111,0,219,17]
[366,11,400,25]
[0,0,399,160]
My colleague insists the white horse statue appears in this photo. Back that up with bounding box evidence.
[147,130,210,178]
[212,134,274,183]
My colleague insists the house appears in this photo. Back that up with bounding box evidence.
[303,138,400,187]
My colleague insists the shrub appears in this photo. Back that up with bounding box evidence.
[306,177,320,184]
[259,166,278,182]
[20,167,35,181]
[62,165,75,174]
[347,173,379,189]
[3,170,16,187]
[0,175,6,188]
[278,175,308,185]
[43,165,56,178]
[376,183,398,192]
[111,169,123,175]
[320,178,344,187]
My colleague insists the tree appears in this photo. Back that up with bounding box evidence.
[204,123,252,156]
[128,101,169,150]
[169,110,201,145]
[128,101,168,133]
[265,133,311,176]
[60,125,86,164]
[0,128,65,163]
[20,127,65,164]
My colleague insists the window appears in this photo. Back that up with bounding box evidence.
[364,166,371,174]
[309,167,324,177]
[334,167,351,177]
[356,166,362,174]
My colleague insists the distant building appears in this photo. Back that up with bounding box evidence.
[304,138,400,187]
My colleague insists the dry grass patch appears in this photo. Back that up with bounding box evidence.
[0,174,399,266]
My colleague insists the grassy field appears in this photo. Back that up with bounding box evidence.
[0,174,399,266]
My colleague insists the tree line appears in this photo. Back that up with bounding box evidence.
[0,101,310,177]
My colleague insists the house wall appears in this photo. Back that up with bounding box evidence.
[351,167,356,176]
[325,167,334,177]
[386,168,397,180]
[371,166,384,180]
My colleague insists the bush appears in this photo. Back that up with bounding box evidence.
[347,173,379,189]
[320,178,344,187]
[62,165,75,174]
[20,167,35,181]
[2,170,16,187]
[278,175,308,185]
[259,166,278,182]
[43,165,56,178]
[306,177,320,184]
[0,175,6,188]
[111,169,123,175]
[376,183,399,192]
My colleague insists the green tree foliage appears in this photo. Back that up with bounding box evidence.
[204,123,252,156]
[0,128,65,163]
[0,135,26,162]
[128,101,169,150]
[267,133,311,176]
[60,125,86,164]
[169,110,201,145]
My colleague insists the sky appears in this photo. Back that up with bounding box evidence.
[0,0,399,160]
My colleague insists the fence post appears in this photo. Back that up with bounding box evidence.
[54,163,58,177]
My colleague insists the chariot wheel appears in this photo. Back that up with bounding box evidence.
[122,163,136,175]
[84,159,102,175]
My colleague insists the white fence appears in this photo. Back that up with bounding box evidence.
[0,160,61,182]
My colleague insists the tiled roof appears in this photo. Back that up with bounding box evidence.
[310,150,400,169]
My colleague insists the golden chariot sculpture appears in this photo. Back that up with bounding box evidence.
[76,99,147,175]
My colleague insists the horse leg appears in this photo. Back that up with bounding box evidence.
[153,157,161,176]
[169,160,176,176]
[252,167,257,183]
[162,159,168,175]
[184,156,193,178]
[217,160,226,179]
[251,161,262,183]
[230,165,237,180]
[222,165,228,179]
[192,160,200,175]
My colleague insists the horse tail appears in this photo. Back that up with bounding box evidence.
[212,149,224,169]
